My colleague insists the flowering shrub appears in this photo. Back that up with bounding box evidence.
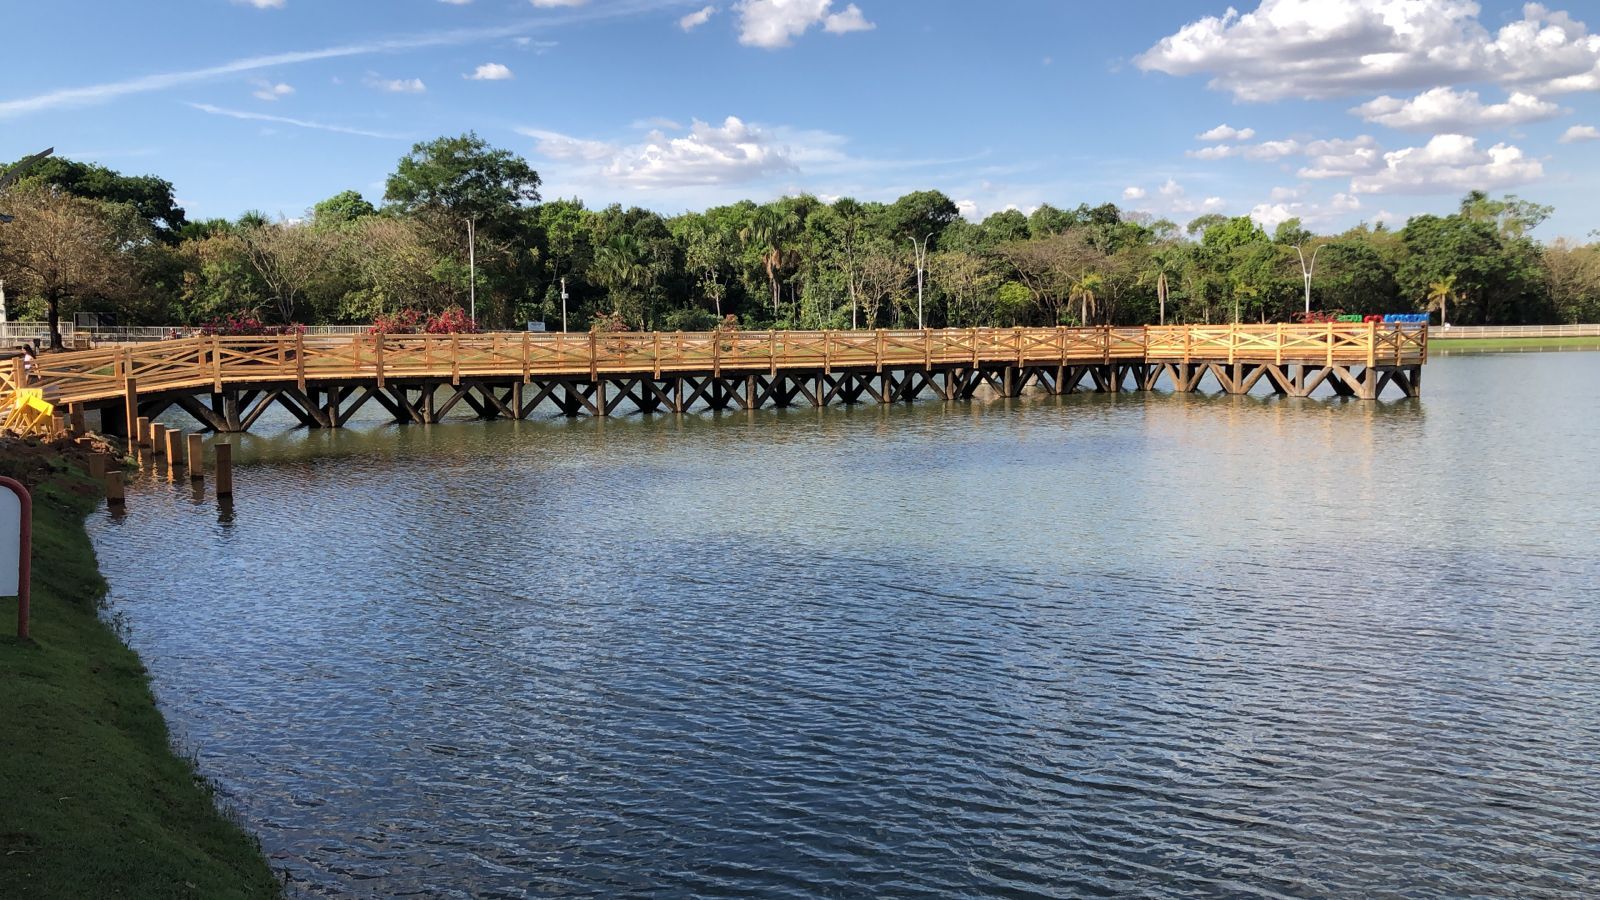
[590,311,632,334]
[423,306,479,334]
[371,307,480,335]
[200,314,306,336]
[1292,310,1343,324]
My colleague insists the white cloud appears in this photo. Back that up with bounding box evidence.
[1297,136,1383,178]
[368,76,426,93]
[188,102,406,140]
[680,5,716,31]
[1269,185,1303,201]
[0,18,571,119]
[1352,87,1562,132]
[467,63,514,80]
[1559,124,1600,143]
[1137,0,1600,101]
[251,81,294,101]
[1188,138,1301,161]
[1350,134,1544,194]
[439,0,472,5]
[531,0,587,6]
[631,116,684,130]
[520,116,799,187]
[234,0,285,8]
[1125,178,1228,219]
[1197,124,1255,141]
[1250,191,1360,230]
[823,3,873,34]
[735,0,874,49]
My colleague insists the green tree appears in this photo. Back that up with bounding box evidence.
[312,190,378,229]
[4,155,186,241]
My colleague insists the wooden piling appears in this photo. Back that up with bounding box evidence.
[87,453,108,481]
[163,428,183,475]
[149,422,167,456]
[187,433,204,480]
[123,377,139,437]
[69,403,86,435]
[135,416,152,447]
[105,469,125,505]
[214,443,234,497]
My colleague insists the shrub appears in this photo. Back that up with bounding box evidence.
[199,314,306,336]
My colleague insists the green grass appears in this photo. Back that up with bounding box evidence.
[0,461,281,899]
[1429,335,1600,352]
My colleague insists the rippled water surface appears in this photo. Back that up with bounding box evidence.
[91,353,1600,898]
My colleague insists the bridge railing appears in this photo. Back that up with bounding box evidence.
[15,323,1427,409]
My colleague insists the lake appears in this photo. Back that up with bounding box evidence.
[91,351,1600,898]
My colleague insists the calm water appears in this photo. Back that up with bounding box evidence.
[91,353,1600,898]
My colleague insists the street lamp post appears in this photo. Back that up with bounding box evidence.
[910,233,932,330]
[1294,242,1326,316]
[466,218,477,323]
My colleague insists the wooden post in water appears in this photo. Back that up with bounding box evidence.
[149,422,166,456]
[135,416,152,447]
[105,469,125,506]
[123,377,139,438]
[163,428,183,476]
[214,443,234,497]
[187,433,204,480]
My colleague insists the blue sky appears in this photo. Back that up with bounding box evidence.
[4,0,1599,237]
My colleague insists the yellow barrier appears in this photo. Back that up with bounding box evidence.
[3,387,54,435]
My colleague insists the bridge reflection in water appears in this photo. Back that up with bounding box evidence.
[14,323,1427,434]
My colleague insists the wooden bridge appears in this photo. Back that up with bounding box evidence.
[5,323,1426,435]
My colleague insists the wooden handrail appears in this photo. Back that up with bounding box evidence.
[14,323,1427,408]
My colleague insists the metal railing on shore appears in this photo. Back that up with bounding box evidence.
[1427,324,1600,339]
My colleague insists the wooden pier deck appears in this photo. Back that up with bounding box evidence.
[6,323,1426,434]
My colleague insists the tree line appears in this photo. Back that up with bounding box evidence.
[2,133,1598,349]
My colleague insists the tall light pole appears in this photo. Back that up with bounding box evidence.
[910,233,932,330]
[560,276,568,332]
[1294,242,1326,316]
[466,217,477,323]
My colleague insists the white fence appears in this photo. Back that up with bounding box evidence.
[5,321,1599,348]
[1430,324,1600,339]
[0,324,372,347]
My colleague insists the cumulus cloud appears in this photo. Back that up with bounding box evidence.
[1196,124,1255,141]
[467,63,514,80]
[1137,0,1600,101]
[367,76,426,93]
[1250,191,1361,230]
[680,5,716,30]
[520,116,800,187]
[1122,178,1227,218]
[251,81,294,101]
[1350,134,1544,194]
[1559,124,1600,143]
[1189,138,1300,161]
[1297,136,1383,178]
[1352,87,1562,132]
[736,0,875,49]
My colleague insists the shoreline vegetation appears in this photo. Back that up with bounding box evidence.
[0,439,280,899]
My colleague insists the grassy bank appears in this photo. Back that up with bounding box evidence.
[0,445,280,899]
[1430,335,1600,352]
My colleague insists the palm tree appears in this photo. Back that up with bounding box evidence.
[739,205,798,319]
[1069,271,1104,325]
[591,234,651,328]
[1142,247,1179,325]
[1426,275,1458,327]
